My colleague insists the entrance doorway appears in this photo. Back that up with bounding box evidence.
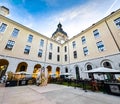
[75,66,80,80]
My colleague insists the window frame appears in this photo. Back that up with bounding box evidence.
[73,51,77,58]
[5,40,15,50]
[38,49,43,57]
[48,52,52,60]
[27,34,33,43]
[81,36,86,44]
[24,45,31,54]
[0,23,7,33]
[72,41,76,48]
[83,46,88,56]
[11,28,19,37]
[40,39,44,47]
[93,29,100,38]
[96,41,105,52]
[114,17,120,29]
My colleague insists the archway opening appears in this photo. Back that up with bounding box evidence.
[16,62,28,72]
[75,66,80,80]
[87,65,93,78]
[47,66,52,82]
[0,59,9,79]
[56,67,60,78]
[33,64,41,78]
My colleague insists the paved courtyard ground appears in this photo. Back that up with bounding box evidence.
[0,84,119,104]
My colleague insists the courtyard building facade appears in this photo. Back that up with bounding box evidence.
[0,6,120,80]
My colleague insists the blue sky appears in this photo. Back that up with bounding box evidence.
[0,0,120,38]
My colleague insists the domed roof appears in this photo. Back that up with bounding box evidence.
[52,23,67,37]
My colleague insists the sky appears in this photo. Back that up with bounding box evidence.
[0,0,120,38]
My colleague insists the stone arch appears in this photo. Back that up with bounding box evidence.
[101,59,113,69]
[32,64,41,78]
[16,62,28,72]
[56,67,60,78]
[0,59,9,79]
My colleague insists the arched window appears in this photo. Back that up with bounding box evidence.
[87,65,92,70]
[103,62,112,69]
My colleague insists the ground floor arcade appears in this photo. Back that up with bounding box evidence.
[0,53,120,80]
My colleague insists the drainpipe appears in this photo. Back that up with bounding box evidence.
[105,19,120,52]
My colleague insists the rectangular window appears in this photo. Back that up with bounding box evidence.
[5,40,15,50]
[83,47,88,56]
[96,41,105,52]
[40,39,44,47]
[49,52,52,60]
[57,55,60,61]
[73,51,77,58]
[64,46,67,52]
[11,28,19,37]
[72,41,76,48]
[57,46,60,52]
[65,54,67,61]
[27,34,33,43]
[0,23,7,33]
[38,49,43,57]
[49,43,53,50]
[93,29,100,38]
[81,36,86,44]
[24,45,31,54]
[114,17,120,28]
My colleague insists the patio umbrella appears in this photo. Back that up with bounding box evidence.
[84,67,120,74]
[84,67,120,80]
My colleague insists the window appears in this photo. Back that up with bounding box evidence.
[5,40,15,50]
[96,41,105,52]
[40,39,44,47]
[49,52,52,60]
[38,49,43,57]
[81,36,86,44]
[114,17,120,28]
[57,46,60,52]
[73,51,77,58]
[83,47,88,56]
[57,55,60,61]
[27,35,33,43]
[64,46,67,52]
[65,54,67,61]
[49,43,53,50]
[24,45,31,54]
[93,29,100,38]
[72,41,76,48]
[0,23,7,33]
[11,28,19,37]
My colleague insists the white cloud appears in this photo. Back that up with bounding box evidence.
[0,0,120,39]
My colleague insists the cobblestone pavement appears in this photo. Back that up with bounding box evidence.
[0,84,119,104]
